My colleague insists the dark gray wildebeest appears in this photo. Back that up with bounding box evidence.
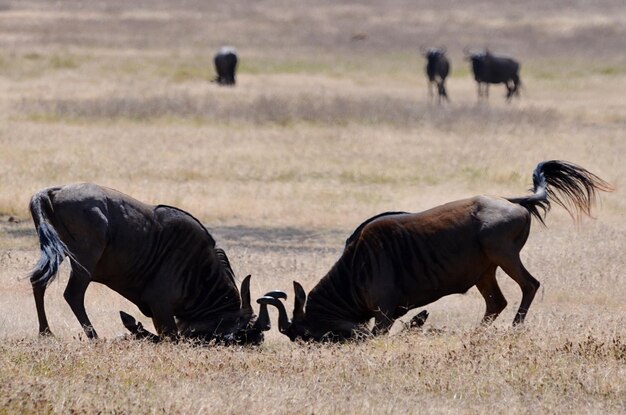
[258,161,612,342]
[28,183,280,345]
[213,46,238,86]
[466,48,521,102]
[422,47,450,103]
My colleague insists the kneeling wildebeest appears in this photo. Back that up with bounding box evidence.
[213,46,238,86]
[28,183,275,345]
[259,161,612,342]
[466,48,521,102]
[422,47,450,103]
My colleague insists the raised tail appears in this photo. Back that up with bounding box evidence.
[507,160,613,224]
[28,189,70,287]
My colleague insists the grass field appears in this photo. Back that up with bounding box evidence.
[0,1,624,413]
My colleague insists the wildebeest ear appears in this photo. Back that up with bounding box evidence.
[293,281,306,320]
[240,275,252,314]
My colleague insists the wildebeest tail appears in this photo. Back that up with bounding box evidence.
[507,160,613,224]
[28,189,70,287]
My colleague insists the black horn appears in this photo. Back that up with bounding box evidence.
[257,296,291,334]
[293,281,306,321]
[252,290,289,331]
[240,275,253,314]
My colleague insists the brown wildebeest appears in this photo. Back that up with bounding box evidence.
[258,161,613,342]
[28,183,278,344]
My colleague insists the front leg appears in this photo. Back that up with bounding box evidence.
[372,308,396,336]
[120,311,160,342]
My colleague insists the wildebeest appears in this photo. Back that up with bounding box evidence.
[28,183,274,345]
[258,161,612,342]
[213,46,238,86]
[423,47,450,103]
[466,48,521,101]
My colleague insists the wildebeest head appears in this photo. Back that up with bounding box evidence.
[257,281,356,342]
[176,275,280,345]
[122,275,284,346]
[424,46,446,60]
[213,46,238,86]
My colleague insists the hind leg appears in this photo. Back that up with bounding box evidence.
[505,84,514,101]
[475,265,508,324]
[488,249,540,325]
[438,80,449,103]
[64,269,98,339]
[31,276,52,336]
[501,259,539,325]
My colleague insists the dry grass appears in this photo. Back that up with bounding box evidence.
[0,0,625,413]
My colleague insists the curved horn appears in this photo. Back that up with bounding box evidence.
[440,46,447,54]
[263,290,288,300]
[419,45,427,56]
[293,281,306,321]
[257,296,291,334]
[252,301,271,331]
[240,275,252,314]
[251,290,288,332]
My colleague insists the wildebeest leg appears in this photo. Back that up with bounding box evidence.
[428,81,434,102]
[475,265,507,324]
[372,315,394,336]
[505,82,515,102]
[64,269,97,339]
[493,254,540,326]
[438,80,448,103]
[372,305,396,336]
[148,303,177,339]
[32,280,52,336]
[511,74,520,98]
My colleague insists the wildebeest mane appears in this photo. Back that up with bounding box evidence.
[155,204,216,243]
[305,241,372,327]
[154,205,241,320]
[345,211,408,247]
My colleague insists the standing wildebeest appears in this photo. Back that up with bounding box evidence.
[423,47,450,103]
[258,161,612,342]
[466,48,521,101]
[28,183,276,344]
[213,46,238,86]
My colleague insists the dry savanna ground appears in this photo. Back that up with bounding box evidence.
[0,0,625,413]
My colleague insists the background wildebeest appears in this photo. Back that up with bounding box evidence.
[422,47,450,103]
[28,183,273,344]
[259,161,612,342]
[213,46,238,86]
[466,48,521,101]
